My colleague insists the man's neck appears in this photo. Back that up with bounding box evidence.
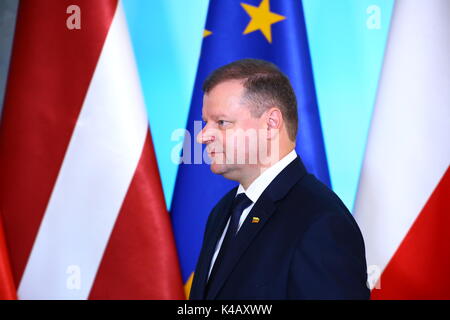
[239,147,295,190]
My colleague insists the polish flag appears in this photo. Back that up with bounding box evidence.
[0,0,184,299]
[354,0,450,299]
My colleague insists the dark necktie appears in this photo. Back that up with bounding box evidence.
[227,193,253,236]
[206,193,253,293]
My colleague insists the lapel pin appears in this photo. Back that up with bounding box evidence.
[251,217,260,223]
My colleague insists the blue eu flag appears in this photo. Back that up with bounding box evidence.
[171,0,331,291]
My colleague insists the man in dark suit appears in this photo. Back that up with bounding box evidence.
[190,59,370,300]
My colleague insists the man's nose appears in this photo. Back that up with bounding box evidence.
[196,124,215,145]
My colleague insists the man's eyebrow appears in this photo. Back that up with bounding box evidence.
[207,114,228,120]
[202,114,225,122]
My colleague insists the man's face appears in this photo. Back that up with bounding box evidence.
[197,80,266,181]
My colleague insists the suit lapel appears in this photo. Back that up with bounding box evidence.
[192,187,236,299]
[206,156,307,299]
[206,193,276,299]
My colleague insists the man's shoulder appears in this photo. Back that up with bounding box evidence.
[294,174,347,207]
[282,173,354,224]
[281,173,366,245]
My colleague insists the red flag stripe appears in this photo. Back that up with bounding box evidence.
[371,167,450,299]
[89,132,185,299]
[0,216,16,300]
[0,0,118,286]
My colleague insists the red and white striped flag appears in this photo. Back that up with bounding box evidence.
[354,0,450,299]
[0,0,184,299]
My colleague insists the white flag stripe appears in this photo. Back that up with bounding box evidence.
[354,0,450,282]
[18,2,148,299]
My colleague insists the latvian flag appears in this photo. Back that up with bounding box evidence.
[0,0,184,299]
[354,0,450,299]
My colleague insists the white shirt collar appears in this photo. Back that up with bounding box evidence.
[236,149,298,203]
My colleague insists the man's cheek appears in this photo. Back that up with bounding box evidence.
[223,134,239,165]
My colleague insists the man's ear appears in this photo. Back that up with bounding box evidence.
[266,107,283,139]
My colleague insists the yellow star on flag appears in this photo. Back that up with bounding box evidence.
[203,29,212,38]
[241,0,286,43]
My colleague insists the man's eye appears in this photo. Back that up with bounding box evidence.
[218,120,229,126]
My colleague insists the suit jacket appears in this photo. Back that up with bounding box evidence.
[190,156,370,300]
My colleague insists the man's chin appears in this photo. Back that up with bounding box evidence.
[209,162,241,184]
[209,162,226,175]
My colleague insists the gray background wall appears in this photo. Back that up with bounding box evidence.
[0,0,19,118]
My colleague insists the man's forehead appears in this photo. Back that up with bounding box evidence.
[202,97,248,119]
[201,101,229,119]
[204,80,245,102]
[201,80,251,119]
